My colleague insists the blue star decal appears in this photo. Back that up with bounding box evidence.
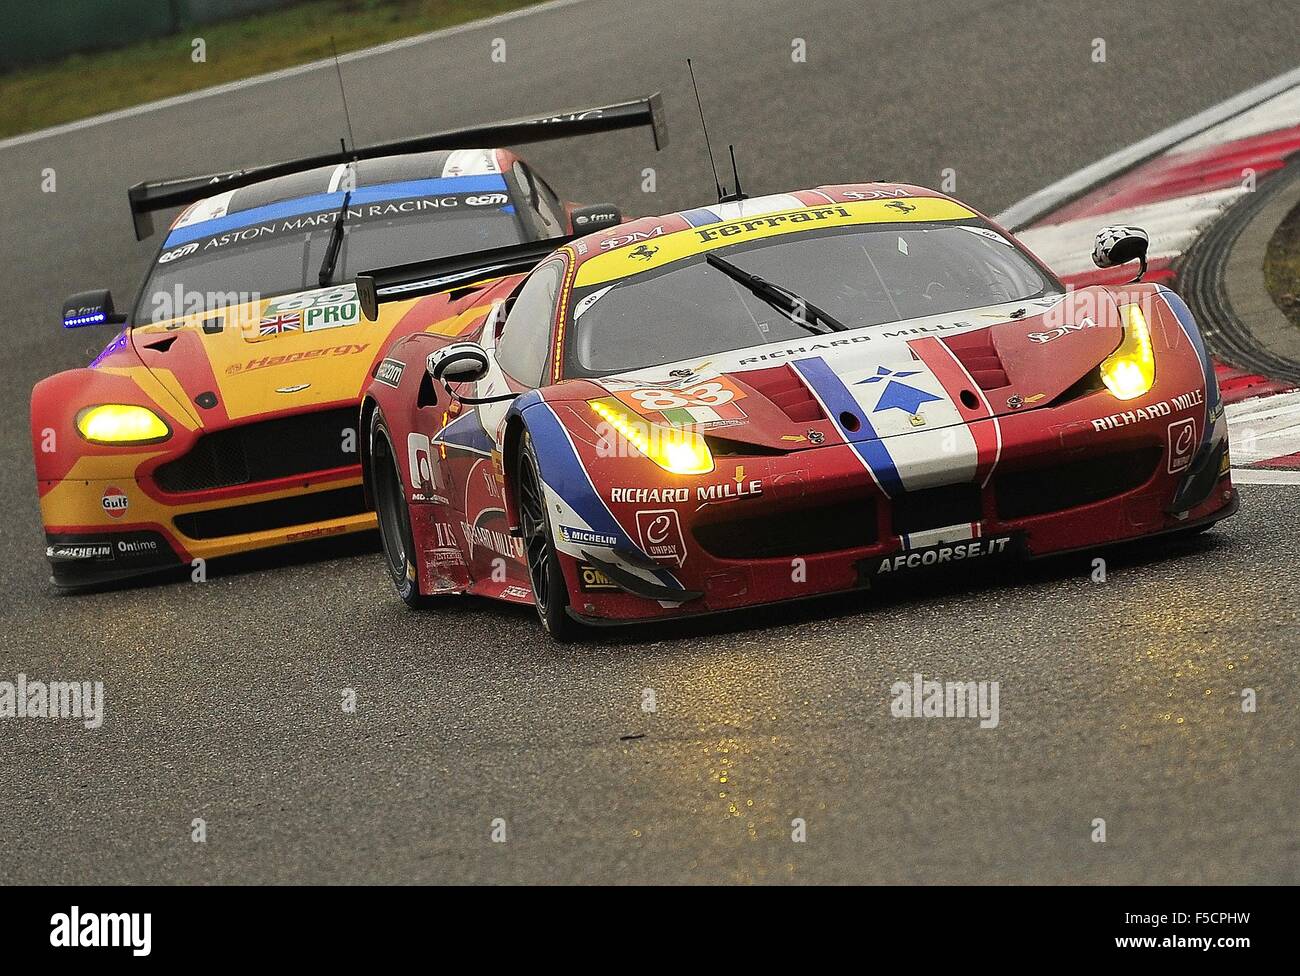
[857,365,942,416]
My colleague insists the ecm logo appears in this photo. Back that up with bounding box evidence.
[50,906,151,957]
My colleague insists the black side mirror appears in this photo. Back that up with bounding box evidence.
[570,204,623,233]
[62,289,127,328]
[1092,226,1150,281]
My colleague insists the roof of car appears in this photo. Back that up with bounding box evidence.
[163,148,515,244]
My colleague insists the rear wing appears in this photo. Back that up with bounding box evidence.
[127,92,667,240]
[354,235,577,321]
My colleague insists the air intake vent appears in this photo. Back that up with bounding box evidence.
[737,365,825,422]
[945,330,1009,390]
[995,447,1161,519]
[174,486,367,539]
[891,483,982,535]
[154,407,358,492]
[694,497,876,558]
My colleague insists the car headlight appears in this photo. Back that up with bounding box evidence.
[76,404,171,445]
[1099,304,1156,401]
[589,399,714,475]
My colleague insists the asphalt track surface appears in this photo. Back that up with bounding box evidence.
[3,0,1298,884]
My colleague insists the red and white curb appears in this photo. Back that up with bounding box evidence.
[999,69,1300,481]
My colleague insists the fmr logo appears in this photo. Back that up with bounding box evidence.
[375,359,404,388]
[101,487,129,519]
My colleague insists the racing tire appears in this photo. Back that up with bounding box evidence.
[516,430,578,642]
[370,410,428,609]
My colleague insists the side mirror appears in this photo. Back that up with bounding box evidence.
[1092,225,1149,281]
[570,204,623,233]
[62,289,127,328]
[427,341,490,385]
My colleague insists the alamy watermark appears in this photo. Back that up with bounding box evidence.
[890,672,1000,728]
[0,674,104,729]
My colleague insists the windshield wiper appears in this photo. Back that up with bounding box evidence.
[316,189,353,287]
[706,251,849,334]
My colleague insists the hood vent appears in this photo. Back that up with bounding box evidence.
[945,330,1009,390]
[143,335,179,353]
[737,365,825,423]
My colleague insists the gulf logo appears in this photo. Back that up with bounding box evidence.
[101,486,129,519]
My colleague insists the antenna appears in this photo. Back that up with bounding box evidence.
[331,36,357,159]
[686,58,725,202]
[723,144,747,203]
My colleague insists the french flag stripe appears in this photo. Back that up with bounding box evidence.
[911,335,1002,488]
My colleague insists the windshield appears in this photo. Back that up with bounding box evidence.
[134,182,527,324]
[567,221,1057,375]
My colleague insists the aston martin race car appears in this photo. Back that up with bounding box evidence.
[31,95,666,588]
[358,184,1236,639]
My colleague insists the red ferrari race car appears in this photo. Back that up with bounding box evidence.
[31,95,665,589]
[358,185,1236,639]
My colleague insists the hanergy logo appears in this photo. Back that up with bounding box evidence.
[227,342,369,374]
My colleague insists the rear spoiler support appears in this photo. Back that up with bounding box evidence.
[354,235,578,321]
[128,93,666,240]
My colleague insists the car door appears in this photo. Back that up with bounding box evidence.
[436,258,566,583]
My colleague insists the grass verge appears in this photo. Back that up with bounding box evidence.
[1263,197,1300,328]
[0,0,546,139]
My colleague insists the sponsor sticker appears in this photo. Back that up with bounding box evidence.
[874,535,1014,575]
[1167,417,1197,474]
[114,537,160,556]
[1026,318,1093,344]
[611,486,689,504]
[253,311,301,340]
[559,526,618,548]
[285,524,347,543]
[262,285,362,333]
[611,377,748,429]
[226,342,369,374]
[578,562,619,592]
[695,477,763,502]
[375,358,404,388]
[1092,389,1204,432]
[101,487,129,519]
[610,480,761,504]
[46,543,113,562]
[47,534,163,562]
[460,519,523,560]
[635,509,687,567]
[407,433,437,493]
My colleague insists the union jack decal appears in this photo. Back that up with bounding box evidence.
[259,312,301,335]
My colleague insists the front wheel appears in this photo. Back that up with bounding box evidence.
[370,409,428,608]
[516,431,578,642]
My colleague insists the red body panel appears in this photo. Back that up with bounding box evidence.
[365,183,1236,626]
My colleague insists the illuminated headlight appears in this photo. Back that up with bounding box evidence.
[1100,304,1156,400]
[76,404,171,445]
[589,399,714,475]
